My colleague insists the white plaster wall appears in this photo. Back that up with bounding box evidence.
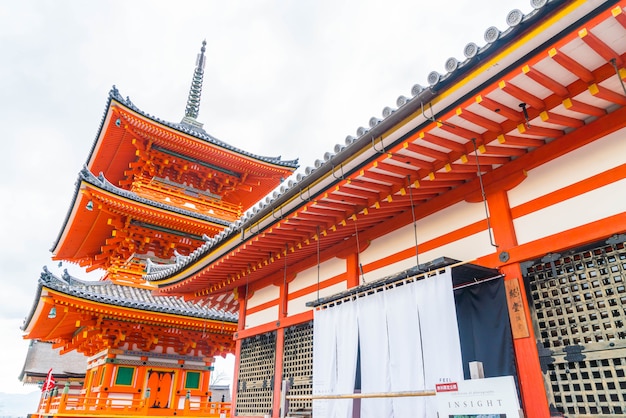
[508,127,626,208]
[288,257,345,293]
[185,360,207,367]
[287,282,348,316]
[245,305,279,329]
[364,230,495,281]
[109,393,134,406]
[417,230,495,264]
[246,284,279,309]
[514,179,626,244]
[360,200,486,265]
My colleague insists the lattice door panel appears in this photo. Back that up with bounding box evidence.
[283,322,314,414]
[525,240,626,416]
[235,331,276,416]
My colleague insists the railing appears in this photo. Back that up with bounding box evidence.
[33,390,231,417]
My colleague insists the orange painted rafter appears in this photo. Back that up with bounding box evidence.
[347,179,393,198]
[579,28,623,66]
[417,179,465,189]
[498,134,544,148]
[455,108,502,132]
[358,169,403,185]
[404,142,449,160]
[371,161,420,179]
[340,183,386,201]
[312,198,359,212]
[475,96,524,122]
[562,98,606,117]
[614,5,626,29]
[302,203,349,219]
[479,145,527,157]
[418,131,467,153]
[516,124,564,138]
[427,171,474,181]
[548,47,595,83]
[522,65,569,97]
[539,110,585,128]
[499,80,545,110]
[281,220,321,233]
[435,122,483,143]
[445,164,483,173]
[385,153,433,171]
[589,83,626,105]
[461,154,511,166]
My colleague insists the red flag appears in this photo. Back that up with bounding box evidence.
[42,368,55,392]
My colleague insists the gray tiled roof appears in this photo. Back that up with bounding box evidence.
[29,267,238,323]
[19,341,87,381]
[144,2,559,284]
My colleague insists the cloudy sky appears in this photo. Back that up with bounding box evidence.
[0,0,531,400]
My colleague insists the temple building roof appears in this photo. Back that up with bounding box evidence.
[50,167,234,275]
[19,341,87,384]
[100,85,299,170]
[23,267,237,328]
[21,267,238,356]
[144,1,626,304]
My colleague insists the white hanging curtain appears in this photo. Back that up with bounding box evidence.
[333,301,359,417]
[358,291,392,418]
[414,268,464,414]
[313,267,463,418]
[313,301,359,418]
[384,282,426,417]
[313,305,337,417]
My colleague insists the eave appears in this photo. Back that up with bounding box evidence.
[52,170,227,265]
[150,1,626,308]
[22,270,238,356]
[85,91,297,211]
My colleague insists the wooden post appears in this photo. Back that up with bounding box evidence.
[488,190,550,417]
[272,328,285,418]
[230,290,247,418]
[346,252,360,288]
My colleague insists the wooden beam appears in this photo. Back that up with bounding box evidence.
[548,48,594,83]
[522,65,569,97]
[579,28,623,66]
[499,80,544,110]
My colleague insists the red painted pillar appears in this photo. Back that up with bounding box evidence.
[271,278,290,418]
[272,328,285,418]
[346,252,360,289]
[488,190,550,418]
[230,289,247,418]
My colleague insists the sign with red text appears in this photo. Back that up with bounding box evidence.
[436,376,521,417]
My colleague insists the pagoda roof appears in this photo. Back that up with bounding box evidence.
[144,0,626,306]
[93,86,299,170]
[84,87,298,210]
[51,168,229,263]
[22,268,237,334]
[22,268,238,356]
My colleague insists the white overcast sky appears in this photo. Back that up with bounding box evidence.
[0,0,532,400]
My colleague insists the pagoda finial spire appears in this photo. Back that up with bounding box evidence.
[181,41,207,130]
